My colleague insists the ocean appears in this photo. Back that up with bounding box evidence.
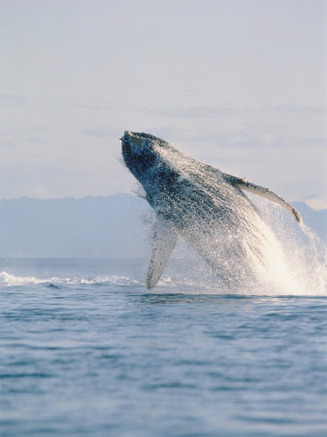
[0,257,327,437]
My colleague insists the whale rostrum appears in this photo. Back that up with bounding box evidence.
[121,131,302,289]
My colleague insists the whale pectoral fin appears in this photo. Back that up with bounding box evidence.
[146,216,178,290]
[224,173,302,224]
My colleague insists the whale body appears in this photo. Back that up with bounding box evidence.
[121,131,302,289]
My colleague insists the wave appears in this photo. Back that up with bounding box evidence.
[0,266,326,296]
[0,271,143,288]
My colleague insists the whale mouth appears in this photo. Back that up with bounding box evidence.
[121,131,157,164]
[122,131,158,141]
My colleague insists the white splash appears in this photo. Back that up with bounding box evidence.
[246,217,326,295]
[153,201,327,296]
[0,271,142,288]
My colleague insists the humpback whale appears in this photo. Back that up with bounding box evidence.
[121,131,302,289]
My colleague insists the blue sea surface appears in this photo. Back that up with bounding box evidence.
[0,258,327,436]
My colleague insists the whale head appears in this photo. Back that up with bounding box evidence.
[121,131,181,197]
[121,131,162,178]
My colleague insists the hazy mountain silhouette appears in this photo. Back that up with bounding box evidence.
[0,194,150,258]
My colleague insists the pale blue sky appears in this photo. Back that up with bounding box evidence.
[1,0,326,207]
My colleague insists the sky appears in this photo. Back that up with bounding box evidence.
[1,0,327,208]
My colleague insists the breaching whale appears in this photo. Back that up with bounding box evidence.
[121,131,302,289]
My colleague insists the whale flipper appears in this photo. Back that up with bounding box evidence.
[224,173,302,224]
[146,216,178,289]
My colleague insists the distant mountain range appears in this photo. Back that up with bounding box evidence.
[0,194,325,258]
